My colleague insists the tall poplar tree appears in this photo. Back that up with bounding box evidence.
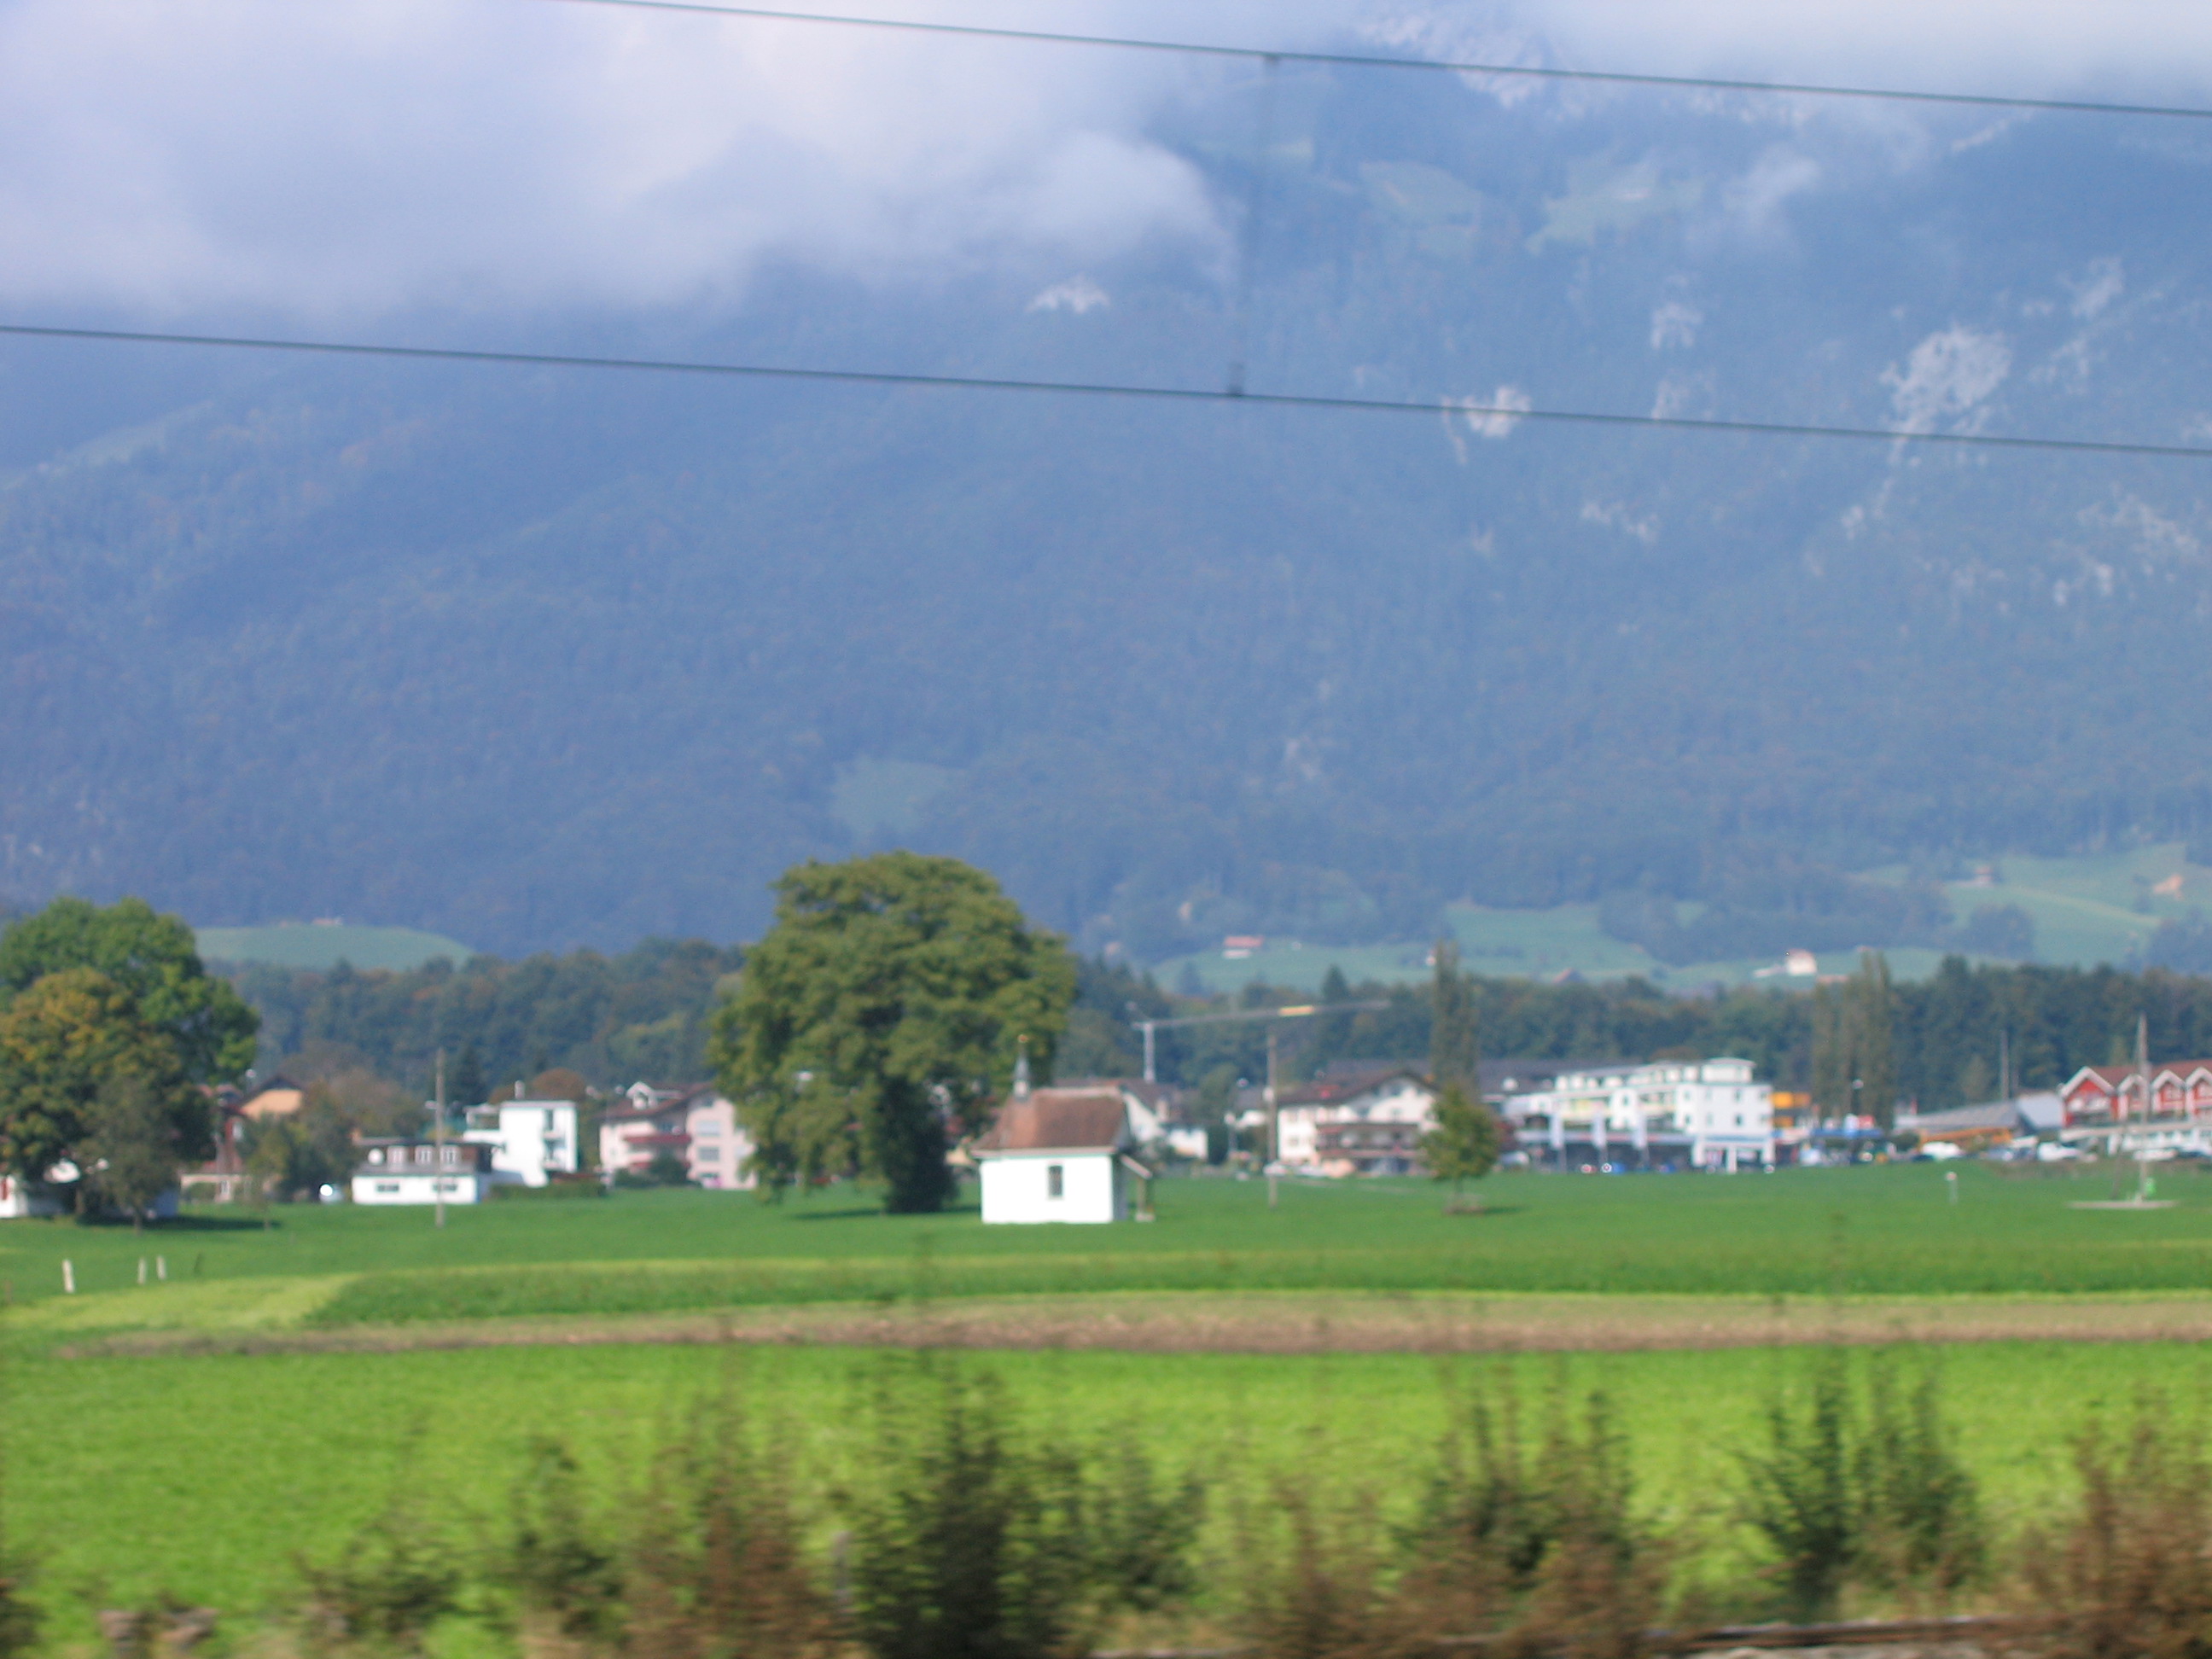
[1809,952,1898,1126]
[1430,940,1480,1089]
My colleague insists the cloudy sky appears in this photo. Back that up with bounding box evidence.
[2,0,2207,320]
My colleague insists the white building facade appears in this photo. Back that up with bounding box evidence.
[462,1100,581,1187]
[1502,1058,1773,1170]
[352,1140,494,1204]
[598,1085,754,1189]
[974,1088,1150,1223]
[1241,1068,1438,1176]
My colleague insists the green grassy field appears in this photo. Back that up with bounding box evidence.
[10,1166,2212,1642]
[7,1165,2212,1330]
[194,923,474,972]
[9,1337,2209,1635]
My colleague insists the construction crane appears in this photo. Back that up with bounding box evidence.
[1129,998,1394,1182]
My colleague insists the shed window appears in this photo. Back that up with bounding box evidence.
[1047,1164,1064,1199]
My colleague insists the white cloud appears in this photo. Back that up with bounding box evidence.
[1451,384,1534,439]
[1721,148,1820,228]
[1028,276,1112,314]
[2067,256,2126,319]
[1454,1,2212,102]
[1650,299,1702,349]
[1580,498,1658,542]
[1882,326,2011,432]
[7,0,2211,323]
[0,0,1271,318]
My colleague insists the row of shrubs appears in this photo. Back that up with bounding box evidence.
[38,1353,2212,1659]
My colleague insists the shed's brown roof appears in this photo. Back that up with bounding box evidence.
[973,1088,1128,1153]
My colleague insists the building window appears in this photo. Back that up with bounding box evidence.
[1047,1164,1064,1199]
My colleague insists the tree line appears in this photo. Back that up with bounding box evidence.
[224,939,743,1097]
[18,865,2212,1219]
[210,894,2212,1128]
[1081,952,2212,1120]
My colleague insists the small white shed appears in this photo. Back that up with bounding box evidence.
[974,1088,1150,1224]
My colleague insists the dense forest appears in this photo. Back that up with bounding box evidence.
[224,939,742,1099]
[227,940,2212,1115]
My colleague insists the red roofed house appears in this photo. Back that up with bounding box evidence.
[1262,1067,1437,1176]
[972,1085,1151,1224]
[597,1083,754,1189]
[2061,1062,2212,1126]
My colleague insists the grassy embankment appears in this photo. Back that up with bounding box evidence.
[9,1165,2212,1634]
[8,1161,2212,1342]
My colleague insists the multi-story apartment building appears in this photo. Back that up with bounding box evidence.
[1501,1058,1773,1171]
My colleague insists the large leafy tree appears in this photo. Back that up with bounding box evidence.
[710,853,1077,1213]
[0,968,212,1197]
[0,896,257,1083]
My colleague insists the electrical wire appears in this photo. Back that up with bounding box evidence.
[5,320,2209,462]
[533,0,2212,122]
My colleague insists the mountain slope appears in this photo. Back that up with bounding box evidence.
[5,67,2212,958]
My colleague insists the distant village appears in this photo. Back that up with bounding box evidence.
[3,1044,2190,1226]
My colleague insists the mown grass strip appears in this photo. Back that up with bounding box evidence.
[305,1249,1527,1325]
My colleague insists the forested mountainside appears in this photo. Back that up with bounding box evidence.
[9,58,2212,960]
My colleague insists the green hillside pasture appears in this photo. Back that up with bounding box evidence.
[195,923,474,972]
[1157,841,2212,993]
[11,1339,2209,1639]
[1155,907,2005,994]
[9,1165,2212,1325]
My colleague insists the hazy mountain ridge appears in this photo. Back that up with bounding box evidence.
[5,61,2212,959]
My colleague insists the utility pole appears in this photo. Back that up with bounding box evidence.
[1999,1027,2011,1102]
[2134,1012,2151,1200]
[434,1047,447,1231]
[1266,1027,1279,1209]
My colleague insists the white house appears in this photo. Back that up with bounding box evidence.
[0,1174,65,1219]
[352,1139,494,1204]
[1240,1068,1438,1175]
[973,1087,1151,1224]
[1501,1058,1773,1170]
[462,1099,580,1187]
[598,1085,754,1189]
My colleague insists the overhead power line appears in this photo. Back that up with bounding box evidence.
[535,0,2212,122]
[5,320,2209,463]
